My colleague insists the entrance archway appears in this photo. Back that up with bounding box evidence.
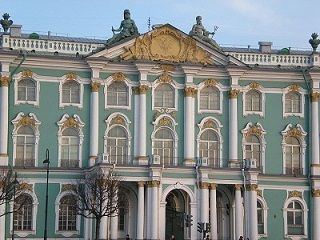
[217,189,231,240]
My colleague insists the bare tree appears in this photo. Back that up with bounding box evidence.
[75,169,121,240]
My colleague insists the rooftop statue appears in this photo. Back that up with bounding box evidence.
[0,13,13,33]
[309,33,320,53]
[189,16,219,48]
[106,9,139,46]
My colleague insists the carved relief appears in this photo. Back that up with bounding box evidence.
[17,116,36,128]
[112,72,126,81]
[312,189,320,197]
[289,84,300,92]
[21,69,33,79]
[111,115,125,125]
[311,91,320,102]
[158,117,172,126]
[289,190,302,198]
[0,76,9,87]
[245,184,258,191]
[229,89,240,98]
[245,125,262,137]
[203,119,215,129]
[66,72,77,81]
[63,116,79,128]
[158,73,172,83]
[287,127,303,138]
[210,183,217,190]
[154,109,176,121]
[234,184,242,190]
[146,180,160,188]
[137,181,145,187]
[160,64,175,72]
[199,182,210,189]
[184,87,197,97]
[121,26,212,65]
[249,82,260,89]
[91,82,101,92]
[204,78,218,87]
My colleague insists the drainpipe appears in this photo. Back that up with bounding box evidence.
[9,51,27,81]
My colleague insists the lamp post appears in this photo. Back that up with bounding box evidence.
[43,149,50,240]
[11,172,19,240]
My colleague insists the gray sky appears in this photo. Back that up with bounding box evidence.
[2,0,318,50]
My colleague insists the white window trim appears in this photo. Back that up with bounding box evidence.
[151,114,178,165]
[55,190,80,237]
[14,73,40,107]
[9,189,38,237]
[282,86,305,118]
[241,122,266,173]
[197,84,223,114]
[257,195,268,237]
[11,112,41,167]
[196,117,223,167]
[283,196,308,239]
[281,124,307,175]
[104,113,132,164]
[59,75,84,109]
[242,85,265,117]
[57,114,85,168]
[104,75,132,110]
[152,81,178,111]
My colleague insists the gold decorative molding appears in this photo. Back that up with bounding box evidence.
[235,184,242,190]
[61,184,76,192]
[289,84,300,92]
[286,127,302,138]
[63,116,79,128]
[312,189,320,197]
[135,85,149,94]
[137,181,145,187]
[146,180,160,188]
[154,109,176,121]
[229,89,240,98]
[66,72,77,81]
[111,115,125,125]
[0,76,9,87]
[21,69,33,79]
[184,87,197,97]
[158,72,172,83]
[17,116,36,128]
[210,183,217,190]
[160,64,175,72]
[199,182,210,189]
[204,78,218,87]
[245,184,258,191]
[245,125,262,137]
[121,26,212,65]
[158,117,172,126]
[249,82,260,89]
[311,91,320,102]
[111,72,126,81]
[17,183,33,192]
[203,120,215,129]
[91,82,101,92]
[289,190,302,198]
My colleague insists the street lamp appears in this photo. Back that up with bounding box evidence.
[11,172,19,240]
[43,149,50,240]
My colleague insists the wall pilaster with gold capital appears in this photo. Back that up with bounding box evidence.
[229,88,240,166]
[311,91,320,175]
[313,188,320,239]
[0,74,10,166]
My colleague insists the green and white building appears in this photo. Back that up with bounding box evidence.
[0,17,320,240]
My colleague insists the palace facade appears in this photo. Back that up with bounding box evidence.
[0,16,320,240]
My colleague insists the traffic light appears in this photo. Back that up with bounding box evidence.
[197,222,204,233]
[189,214,193,227]
[205,222,211,232]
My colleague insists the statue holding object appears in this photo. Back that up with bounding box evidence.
[0,13,13,33]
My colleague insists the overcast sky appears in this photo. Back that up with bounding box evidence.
[2,0,318,50]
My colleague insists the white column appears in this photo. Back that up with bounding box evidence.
[99,215,108,239]
[149,181,159,240]
[137,85,148,163]
[311,96,319,165]
[229,89,239,166]
[137,181,145,240]
[110,214,118,240]
[200,182,209,223]
[190,202,198,240]
[210,184,217,240]
[84,211,92,240]
[184,87,196,166]
[246,184,258,240]
[89,82,100,167]
[313,190,320,240]
[0,204,5,240]
[0,75,9,166]
[235,184,243,239]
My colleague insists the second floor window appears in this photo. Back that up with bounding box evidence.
[244,135,261,168]
[17,79,36,102]
[199,129,219,167]
[153,128,174,165]
[285,92,301,113]
[106,126,128,164]
[61,128,79,168]
[107,82,128,107]
[154,84,175,108]
[14,194,33,231]
[16,126,35,167]
[285,136,301,175]
[62,81,80,104]
[200,86,220,111]
[246,90,261,112]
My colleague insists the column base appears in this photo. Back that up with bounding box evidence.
[228,159,241,168]
[89,156,97,167]
[0,154,8,166]
[311,164,320,176]
[184,158,196,166]
[134,156,149,165]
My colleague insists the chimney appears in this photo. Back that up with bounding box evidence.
[258,41,272,53]
[10,24,22,37]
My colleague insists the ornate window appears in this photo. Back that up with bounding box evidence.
[197,79,223,114]
[282,124,306,175]
[57,114,84,168]
[246,90,261,111]
[12,113,41,167]
[58,195,77,231]
[107,82,129,107]
[257,196,268,236]
[104,113,131,164]
[59,73,83,108]
[14,70,40,106]
[241,123,266,172]
[283,85,305,117]
[154,83,175,108]
[243,82,265,117]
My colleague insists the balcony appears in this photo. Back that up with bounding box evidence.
[61,159,79,168]
[15,158,35,167]
[284,167,304,176]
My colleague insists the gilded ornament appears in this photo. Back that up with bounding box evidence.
[61,184,76,192]
[63,117,79,128]
[158,117,172,126]
[289,84,300,92]
[17,116,36,128]
[210,183,217,190]
[146,180,160,188]
[289,190,302,198]
[66,72,77,81]
[287,127,302,138]
[204,79,218,87]
[312,189,320,197]
[158,73,172,83]
[257,190,262,197]
[249,82,260,89]
[184,87,197,97]
[136,85,149,94]
[203,120,215,129]
[112,72,126,81]
[229,89,240,98]
[311,91,320,102]
[0,76,9,87]
[245,184,258,191]
[91,82,101,92]
[17,183,33,192]
[234,184,242,190]
[121,26,212,65]
[160,64,175,72]
[21,69,33,79]
[199,182,210,189]
[111,115,125,125]
[246,126,262,137]
[137,181,145,187]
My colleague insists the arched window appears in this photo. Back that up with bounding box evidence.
[285,136,301,175]
[13,194,33,231]
[17,79,36,101]
[285,92,301,113]
[246,90,261,112]
[61,128,80,168]
[118,193,129,231]
[257,200,264,234]
[153,128,174,165]
[200,86,220,110]
[245,134,261,168]
[62,81,80,104]
[58,195,77,231]
[199,129,219,167]
[286,200,304,235]
[107,82,128,106]
[107,126,128,164]
[15,126,36,167]
[154,84,175,108]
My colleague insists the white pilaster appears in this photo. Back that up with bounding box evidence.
[0,74,10,166]
[110,214,118,240]
[229,89,240,166]
[136,86,148,162]
[83,211,92,240]
[313,190,320,240]
[99,215,108,239]
[210,184,217,240]
[311,94,320,169]
[200,182,209,223]
[246,185,258,240]
[136,182,145,240]
[235,185,243,239]
[150,181,159,240]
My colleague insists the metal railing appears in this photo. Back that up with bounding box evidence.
[15,158,35,167]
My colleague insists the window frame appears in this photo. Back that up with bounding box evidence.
[14,77,40,106]
[59,78,83,108]
[257,196,268,237]
[282,86,305,118]
[152,82,178,111]
[198,85,223,114]
[243,88,265,117]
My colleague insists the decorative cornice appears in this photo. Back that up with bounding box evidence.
[0,76,9,87]
[111,115,125,125]
[66,72,77,81]
[245,184,258,191]
[62,116,79,128]
[61,184,76,192]
[311,91,320,102]
[249,82,260,89]
[17,116,36,128]
[90,82,101,92]
[235,184,242,190]
[137,181,145,187]
[288,84,300,92]
[146,180,160,188]
[199,182,210,189]
[204,78,218,87]
[184,87,197,97]
[312,189,320,197]
[229,89,240,98]
[289,190,302,198]
[21,69,33,79]
[111,72,126,81]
